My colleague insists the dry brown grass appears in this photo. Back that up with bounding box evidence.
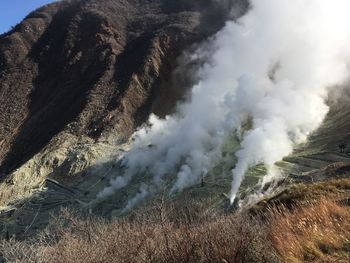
[0,198,349,263]
[253,179,350,212]
[269,199,350,263]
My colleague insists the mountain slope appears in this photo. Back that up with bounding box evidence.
[0,0,247,176]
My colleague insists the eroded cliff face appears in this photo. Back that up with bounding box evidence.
[0,0,249,205]
[0,0,246,176]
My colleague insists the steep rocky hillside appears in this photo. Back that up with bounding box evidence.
[0,0,246,177]
[0,0,248,208]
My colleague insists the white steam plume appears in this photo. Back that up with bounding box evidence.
[98,0,350,208]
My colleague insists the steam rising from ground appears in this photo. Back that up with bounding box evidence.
[98,0,350,208]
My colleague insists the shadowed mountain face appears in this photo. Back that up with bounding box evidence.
[0,0,247,175]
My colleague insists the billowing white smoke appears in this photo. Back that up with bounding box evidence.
[225,0,350,203]
[98,0,350,208]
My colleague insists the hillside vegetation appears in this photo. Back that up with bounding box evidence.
[1,187,349,263]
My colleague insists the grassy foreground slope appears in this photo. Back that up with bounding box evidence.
[1,187,349,263]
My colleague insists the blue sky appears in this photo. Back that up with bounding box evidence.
[0,0,57,34]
